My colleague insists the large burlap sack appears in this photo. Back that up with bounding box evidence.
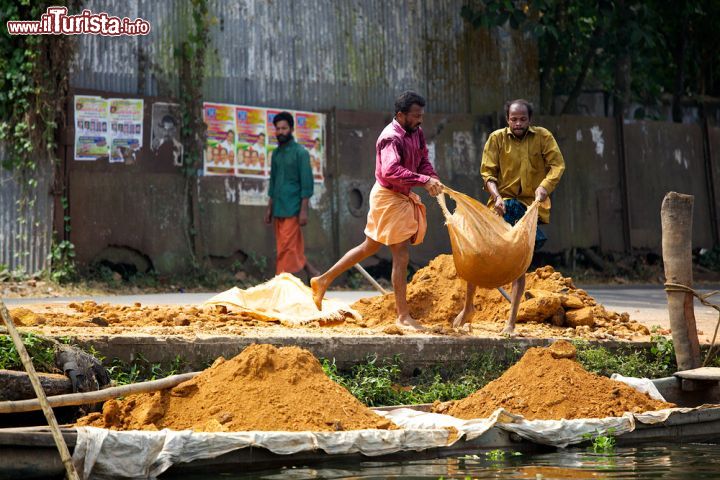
[436,186,543,288]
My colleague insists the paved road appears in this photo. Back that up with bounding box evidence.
[5,286,718,337]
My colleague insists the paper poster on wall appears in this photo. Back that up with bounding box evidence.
[294,111,325,183]
[74,95,110,161]
[202,102,326,207]
[235,106,267,178]
[108,98,144,164]
[151,102,183,166]
[203,103,236,176]
[265,109,284,175]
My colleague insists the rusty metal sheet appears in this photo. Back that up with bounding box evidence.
[0,156,53,275]
[707,126,720,244]
[71,0,538,114]
[624,121,713,250]
[537,115,623,252]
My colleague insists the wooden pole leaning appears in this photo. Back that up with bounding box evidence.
[0,371,199,414]
[0,298,80,480]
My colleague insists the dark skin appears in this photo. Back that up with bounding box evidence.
[310,102,443,330]
[264,120,310,226]
[265,119,318,277]
[454,102,548,336]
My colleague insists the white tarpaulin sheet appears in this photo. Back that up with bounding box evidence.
[72,426,454,479]
[72,403,708,479]
[204,273,359,325]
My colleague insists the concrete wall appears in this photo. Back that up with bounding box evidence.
[62,91,720,276]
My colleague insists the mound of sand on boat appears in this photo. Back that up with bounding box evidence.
[76,344,396,432]
[434,340,674,420]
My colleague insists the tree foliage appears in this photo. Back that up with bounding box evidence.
[462,0,720,120]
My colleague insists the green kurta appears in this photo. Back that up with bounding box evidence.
[268,138,314,218]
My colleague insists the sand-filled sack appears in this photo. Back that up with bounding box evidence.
[436,186,542,288]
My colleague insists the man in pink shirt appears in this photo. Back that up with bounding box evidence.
[311,91,443,330]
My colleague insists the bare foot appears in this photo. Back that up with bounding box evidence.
[396,314,426,332]
[500,324,516,337]
[452,308,474,329]
[310,277,328,311]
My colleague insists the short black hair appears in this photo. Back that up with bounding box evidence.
[504,99,533,119]
[273,111,294,128]
[395,91,426,114]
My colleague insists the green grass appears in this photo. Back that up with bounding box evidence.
[573,336,676,379]
[322,349,522,407]
[0,332,68,373]
[104,353,188,386]
[322,338,680,407]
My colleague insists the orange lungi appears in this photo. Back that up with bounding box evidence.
[364,183,427,246]
[274,216,306,274]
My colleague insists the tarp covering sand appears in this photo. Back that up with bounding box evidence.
[204,273,359,325]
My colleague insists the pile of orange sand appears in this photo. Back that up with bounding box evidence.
[76,344,396,432]
[351,255,650,339]
[434,340,674,420]
[9,301,263,329]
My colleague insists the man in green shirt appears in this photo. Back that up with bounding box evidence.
[264,111,318,277]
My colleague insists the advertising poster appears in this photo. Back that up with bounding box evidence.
[265,109,284,174]
[202,103,326,206]
[294,111,325,183]
[74,95,110,161]
[109,98,144,164]
[151,102,183,166]
[203,103,236,176]
[235,106,267,178]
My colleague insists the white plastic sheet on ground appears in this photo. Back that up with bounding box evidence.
[203,273,359,326]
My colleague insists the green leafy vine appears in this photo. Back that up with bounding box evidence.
[173,0,212,266]
[0,0,81,277]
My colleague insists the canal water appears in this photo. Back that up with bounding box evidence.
[167,443,720,479]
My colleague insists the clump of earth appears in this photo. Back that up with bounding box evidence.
[351,254,650,340]
[434,340,674,420]
[76,344,397,432]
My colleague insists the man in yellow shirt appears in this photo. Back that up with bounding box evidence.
[454,99,565,335]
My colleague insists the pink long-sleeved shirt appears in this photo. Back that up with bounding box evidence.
[375,119,438,196]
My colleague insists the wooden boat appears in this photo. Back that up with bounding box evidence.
[1,372,718,480]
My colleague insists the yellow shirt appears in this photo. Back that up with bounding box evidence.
[480,126,565,223]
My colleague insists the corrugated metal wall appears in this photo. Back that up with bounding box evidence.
[70,0,539,113]
[0,149,54,275]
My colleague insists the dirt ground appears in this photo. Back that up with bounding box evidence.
[8,255,706,342]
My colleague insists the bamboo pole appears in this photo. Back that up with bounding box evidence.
[0,371,199,414]
[0,299,80,480]
[353,264,388,294]
[661,192,702,371]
